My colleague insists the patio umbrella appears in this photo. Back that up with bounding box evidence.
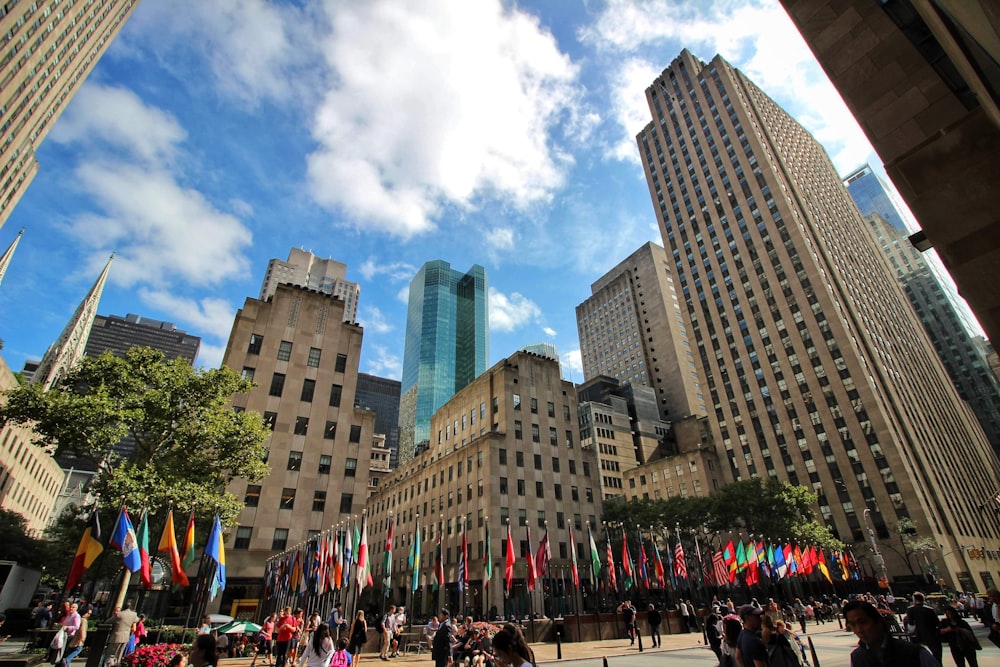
[217,620,263,634]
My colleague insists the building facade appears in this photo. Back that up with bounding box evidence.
[843,165,909,233]
[0,0,141,229]
[367,351,601,619]
[354,373,401,469]
[576,242,704,423]
[85,313,200,363]
[398,261,488,464]
[221,283,376,606]
[636,50,1000,589]
[259,248,360,322]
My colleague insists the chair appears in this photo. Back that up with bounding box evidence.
[404,635,429,655]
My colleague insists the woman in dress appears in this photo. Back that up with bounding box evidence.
[347,612,367,665]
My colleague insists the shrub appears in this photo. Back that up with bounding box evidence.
[120,643,187,667]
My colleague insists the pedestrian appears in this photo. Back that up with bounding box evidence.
[845,599,938,667]
[32,601,52,629]
[300,623,334,667]
[762,615,799,667]
[736,605,768,667]
[103,602,139,667]
[274,607,295,667]
[330,638,352,667]
[347,611,368,665]
[706,613,723,660]
[793,598,808,635]
[431,609,454,667]
[188,634,219,667]
[379,606,396,661]
[253,613,275,667]
[907,592,944,665]
[58,608,91,667]
[491,624,535,667]
[647,604,662,648]
[617,600,637,645]
[687,600,700,632]
[720,614,742,667]
[940,606,979,667]
[680,599,691,633]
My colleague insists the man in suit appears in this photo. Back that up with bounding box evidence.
[103,602,138,667]
[905,592,943,664]
[431,609,454,667]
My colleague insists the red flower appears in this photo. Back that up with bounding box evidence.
[121,643,187,667]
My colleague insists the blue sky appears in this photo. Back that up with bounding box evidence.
[0,0,927,379]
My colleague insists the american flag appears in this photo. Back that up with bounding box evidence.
[712,551,728,586]
[674,537,688,580]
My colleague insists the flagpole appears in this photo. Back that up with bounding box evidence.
[603,522,620,640]
[110,501,134,614]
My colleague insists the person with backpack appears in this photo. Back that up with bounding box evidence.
[762,614,801,667]
[330,638,352,667]
[737,605,768,667]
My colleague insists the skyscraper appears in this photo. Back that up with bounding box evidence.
[259,248,360,322]
[85,313,201,363]
[636,50,1000,588]
[843,165,908,233]
[0,1,143,229]
[354,372,401,468]
[398,261,488,464]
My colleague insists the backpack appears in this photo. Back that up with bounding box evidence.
[331,650,349,667]
[767,643,801,667]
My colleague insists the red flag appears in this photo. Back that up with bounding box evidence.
[525,526,537,592]
[568,526,580,589]
[65,510,103,593]
[712,551,728,587]
[535,528,551,578]
[674,537,688,580]
[505,523,515,591]
[606,532,618,590]
[653,542,666,587]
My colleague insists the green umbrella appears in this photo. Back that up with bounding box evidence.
[217,620,263,634]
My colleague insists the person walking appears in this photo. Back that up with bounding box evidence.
[103,602,139,667]
[907,592,944,665]
[845,599,939,667]
[431,609,454,667]
[274,607,296,667]
[58,608,91,667]
[347,611,368,665]
[647,604,662,648]
[300,623,334,667]
[617,600,637,645]
[940,606,979,667]
[736,605,768,667]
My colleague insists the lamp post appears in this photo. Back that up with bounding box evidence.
[862,508,894,597]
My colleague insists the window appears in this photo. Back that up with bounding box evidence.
[499,449,507,465]
[571,486,579,501]
[329,384,343,407]
[514,421,522,440]
[513,394,521,410]
[307,347,322,367]
[349,425,362,443]
[537,511,545,528]
[241,367,255,382]
[499,477,508,494]
[530,398,538,414]
[287,451,302,471]
[272,528,288,550]
[269,373,286,397]
[554,484,562,500]
[234,526,251,550]
[585,488,594,502]
[531,424,540,443]
[517,479,526,496]
[244,484,261,507]
[262,412,277,430]
[552,457,560,473]
[518,509,527,527]
[280,488,296,510]
[313,491,327,512]
[318,455,331,475]
[340,493,354,514]
[248,334,263,355]
[301,379,315,402]
[277,340,293,361]
[566,430,574,447]
[335,354,347,373]
[548,402,555,418]
[515,452,524,467]
[582,461,590,477]
[568,460,576,475]
[345,458,357,477]
[535,481,544,498]
[550,427,558,446]
[534,454,542,470]
[324,421,337,440]
[294,416,309,436]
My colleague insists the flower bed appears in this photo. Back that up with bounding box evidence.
[120,643,187,667]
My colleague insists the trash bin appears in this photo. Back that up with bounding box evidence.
[86,627,112,667]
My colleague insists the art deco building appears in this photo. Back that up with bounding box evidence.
[778,0,1000,354]
[259,248,360,322]
[85,313,200,363]
[221,283,376,605]
[636,49,1000,589]
[0,0,142,229]
[576,242,704,423]
[367,350,601,619]
[398,261,488,464]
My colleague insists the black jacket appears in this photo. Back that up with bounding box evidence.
[432,620,454,661]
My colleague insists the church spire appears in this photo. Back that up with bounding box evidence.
[32,254,114,390]
[0,228,24,289]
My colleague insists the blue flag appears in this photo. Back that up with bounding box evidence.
[205,514,226,600]
[110,507,141,573]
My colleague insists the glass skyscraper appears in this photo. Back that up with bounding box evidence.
[397,261,488,463]
[843,164,908,232]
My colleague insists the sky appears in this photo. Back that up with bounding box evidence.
[0,0,968,381]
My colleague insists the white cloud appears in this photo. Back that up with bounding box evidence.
[396,285,411,304]
[69,163,252,288]
[50,84,186,164]
[489,286,542,333]
[306,0,581,237]
[359,258,418,282]
[485,227,516,251]
[543,326,557,337]
[138,289,237,341]
[358,305,393,335]
[581,0,872,172]
[365,344,402,380]
[561,349,583,379]
[193,343,227,371]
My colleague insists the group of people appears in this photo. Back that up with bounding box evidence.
[429,608,535,667]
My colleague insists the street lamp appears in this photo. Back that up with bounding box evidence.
[862,508,894,597]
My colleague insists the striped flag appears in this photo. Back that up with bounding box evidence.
[383,516,394,596]
[712,551,728,587]
[605,527,618,591]
[535,527,551,578]
[356,514,370,594]
[65,509,103,593]
[458,528,468,593]
[409,523,421,592]
[181,509,196,569]
[621,531,634,589]
[674,536,688,581]
[525,525,537,592]
[653,538,666,588]
[505,523,515,591]
[568,525,580,589]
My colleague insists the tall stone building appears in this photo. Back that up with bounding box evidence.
[85,313,201,363]
[777,0,1000,354]
[0,0,142,229]
[398,261,488,464]
[635,49,1000,589]
[221,283,376,605]
[259,248,360,322]
[367,350,601,619]
[576,242,704,423]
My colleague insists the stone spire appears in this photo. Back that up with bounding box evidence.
[32,254,114,390]
[0,228,24,289]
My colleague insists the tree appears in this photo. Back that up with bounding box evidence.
[875,517,936,575]
[0,508,48,567]
[0,347,270,528]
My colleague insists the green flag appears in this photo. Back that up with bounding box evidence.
[484,523,493,590]
[736,540,747,572]
[588,526,601,582]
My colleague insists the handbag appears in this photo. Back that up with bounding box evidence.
[957,627,982,651]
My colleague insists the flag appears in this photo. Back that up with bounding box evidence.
[817,549,832,583]
[605,529,618,591]
[774,543,788,579]
[458,528,468,593]
[568,525,580,589]
[110,507,141,573]
[505,523,515,591]
[621,531,633,589]
[356,515,370,594]
[995,492,1000,506]
[588,526,601,584]
[205,513,226,600]
[433,533,444,591]
[792,545,804,575]
[525,525,537,592]
[409,523,421,592]
[696,535,712,587]
[157,509,189,587]
[653,539,666,587]
[674,536,688,581]
[535,527,551,578]
[65,509,103,593]
[756,542,769,579]
[484,523,493,591]
[344,521,354,589]
[637,531,649,589]
[136,512,152,589]
[712,551,728,587]
[181,509,196,569]
[744,538,758,586]
[383,517,394,596]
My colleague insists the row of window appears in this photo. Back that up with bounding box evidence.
[243,486,354,515]
[247,334,347,371]
[498,478,594,503]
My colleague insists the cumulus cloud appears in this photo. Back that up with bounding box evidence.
[543,326,557,337]
[359,258,418,282]
[561,349,583,379]
[358,305,394,335]
[365,344,403,379]
[138,289,237,341]
[489,286,542,333]
[485,227,516,251]
[306,0,582,237]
